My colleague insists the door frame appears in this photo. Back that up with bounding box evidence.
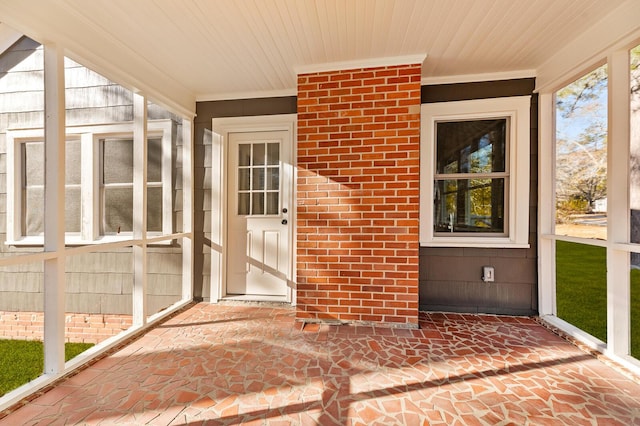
[211,114,297,304]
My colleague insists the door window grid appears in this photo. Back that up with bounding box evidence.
[237,142,280,216]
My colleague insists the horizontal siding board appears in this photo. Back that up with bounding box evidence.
[0,111,44,129]
[0,70,44,92]
[98,294,132,315]
[0,292,43,311]
[148,253,182,274]
[0,91,44,113]
[0,272,42,292]
[64,66,113,88]
[65,86,133,109]
[65,272,129,294]
[66,293,102,314]
[147,274,181,295]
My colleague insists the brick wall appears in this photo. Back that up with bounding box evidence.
[0,311,132,344]
[296,63,421,327]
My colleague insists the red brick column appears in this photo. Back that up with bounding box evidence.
[296,63,421,327]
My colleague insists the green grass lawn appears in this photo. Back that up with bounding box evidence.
[556,240,640,359]
[0,340,93,396]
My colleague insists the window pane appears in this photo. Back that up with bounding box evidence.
[266,167,279,190]
[103,188,133,233]
[253,168,265,191]
[147,137,162,183]
[556,241,607,342]
[238,193,250,216]
[436,120,506,174]
[66,140,81,185]
[252,192,264,215]
[434,178,504,233]
[267,142,279,165]
[253,143,265,166]
[238,168,250,191]
[266,192,279,215]
[555,65,608,240]
[102,139,133,184]
[24,187,43,236]
[22,140,81,234]
[65,186,81,233]
[23,142,44,186]
[238,144,251,167]
[147,186,162,232]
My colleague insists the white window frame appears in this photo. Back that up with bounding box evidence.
[420,96,531,248]
[6,119,173,245]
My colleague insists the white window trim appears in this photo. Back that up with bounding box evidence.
[6,119,173,246]
[420,96,531,248]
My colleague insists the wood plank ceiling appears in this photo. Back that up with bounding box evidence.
[0,0,629,105]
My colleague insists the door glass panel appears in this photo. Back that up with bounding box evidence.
[238,169,250,191]
[238,193,250,216]
[237,140,281,216]
[267,143,279,165]
[253,143,265,166]
[253,168,265,191]
[239,144,251,167]
[267,167,279,190]
[266,192,279,215]
[252,192,264,215]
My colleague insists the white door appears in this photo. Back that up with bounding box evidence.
[226,131,291,299]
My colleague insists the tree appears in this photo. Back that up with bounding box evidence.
[555,65,608,216]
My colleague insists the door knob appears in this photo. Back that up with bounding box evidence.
[281,219,288,225]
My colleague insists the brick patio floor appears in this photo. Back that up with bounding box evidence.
[1,302,639,425]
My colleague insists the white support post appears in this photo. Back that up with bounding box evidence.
[607,50,631,356]
[43,44,66,375]
[538,92,557,317]
[182,118,194,301]
[132,94,148,326]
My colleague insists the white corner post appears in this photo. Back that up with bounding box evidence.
[43,43,66,374]
[210,127,224,303]
[182,117,194,301]
[132,94,148,326]
[537,92,556,317]
[607,49,631,356]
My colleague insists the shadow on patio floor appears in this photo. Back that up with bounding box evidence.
[1,303,639,425]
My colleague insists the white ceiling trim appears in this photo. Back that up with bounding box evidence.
[295,53,427,75]
[536,0,640,93]
[196,88,297,102]
[421,70,536,86]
